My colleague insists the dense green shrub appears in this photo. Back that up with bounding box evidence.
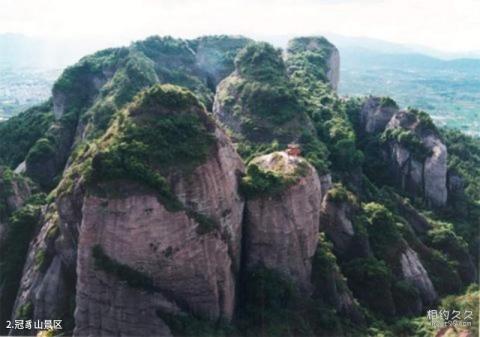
[16,301,34,320]
[235,140,282,163]
[239,81,299,125]
[380,97,399,109]
[239,156,310,199]
[381,128,431,160]
[235,42,286,82]
[392,281,421,316]
[239,266,335,336]
[419,248,462,295]
[427,222,469,258]
[362,202,405,262]
[0,204,41,329]
[327,183,358,204]
[0,102,54,168]
[409,108,436,132]
[298,132,330,173]
[443,129,480,201]
[286,42,363,173]
[129,83,201,112]
[240,163,293,198]
[90,85,215,211]
[188,210,219,235]
[286,37,334,83]
[26,138,56,164]
[343,257,395,316]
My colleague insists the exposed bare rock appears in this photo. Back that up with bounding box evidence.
[172,128,245,269]
[423,135,448,207]
[320,193,372,260]
[52,71,109,120]
[387,192,432,234]
[435,327,473,337]
[14,161,26,175]
[0,170,31,242]
[319,174,333,199]
[320,199,354,256]
[244,151,321,292]
[9,209,74,337]
[400,246,438,306]
[384,110,448,208]
[311,232,365,324]
[74,123,244,335]
[327,47,340,91]
[360,96,399,134]
[212,75,244,137]
[52,92,66,120]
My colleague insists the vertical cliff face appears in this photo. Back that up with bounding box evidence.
[326,48,340,91]
[70,84,245,336]
[384,110,448,207]
[242,151,321,292]
[359,96,399,134]
[320,190,372,260]
[286,37,340,91]
[400,246,437,306]
[0,169,31,242]
[0,169,34,334]
[9,209,74,334]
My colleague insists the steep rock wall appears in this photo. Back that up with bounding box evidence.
[243,152,322,292]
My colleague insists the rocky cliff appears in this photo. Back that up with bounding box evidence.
[0,35,478,337]
[384,109,448,207]
[243,151,321,292]
[286,37,340,91]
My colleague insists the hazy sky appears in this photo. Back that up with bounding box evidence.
[1,0,479,53]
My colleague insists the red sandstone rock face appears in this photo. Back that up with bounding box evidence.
[73,128,244,336]
[10,212,71,328]
[243,152,322,293]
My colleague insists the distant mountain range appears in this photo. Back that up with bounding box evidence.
[1,33,479,136]
[0,33,118,69]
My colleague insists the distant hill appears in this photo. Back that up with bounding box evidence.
[0,33,117,69]
[340,47,480,71]
[338,46,480,137]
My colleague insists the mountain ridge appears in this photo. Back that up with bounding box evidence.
[0,34,478,337]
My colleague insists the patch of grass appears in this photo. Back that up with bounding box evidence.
[16,301,33,320]
[34,248,47,271]
[239,157,308,199]
[343,257,395,317]
[89,84,215,212]
[326,183,357,204]
[92,244,155,291]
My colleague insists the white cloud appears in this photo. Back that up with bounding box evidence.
[0,0,478,52]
